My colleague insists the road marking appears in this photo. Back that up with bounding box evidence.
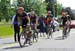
[0,43,19,49]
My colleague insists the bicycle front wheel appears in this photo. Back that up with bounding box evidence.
[19,32,26,47]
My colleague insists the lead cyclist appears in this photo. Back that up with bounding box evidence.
[16,7,31,46]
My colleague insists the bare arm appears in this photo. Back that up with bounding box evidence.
[26,16,30,25]
[36,18,38,26]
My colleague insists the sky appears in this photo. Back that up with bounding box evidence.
[57,0,75,9]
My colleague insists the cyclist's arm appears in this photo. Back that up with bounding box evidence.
[26,16,30,25]
[68,16,71,24]
[66,15,71,24]
[36,18,38,26]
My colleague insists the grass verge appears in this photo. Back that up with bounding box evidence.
[0,25,13,38]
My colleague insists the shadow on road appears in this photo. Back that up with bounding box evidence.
[55,36,64,40]
[3,42,14,44]
[3,45,29,50]
[3,46,22,50]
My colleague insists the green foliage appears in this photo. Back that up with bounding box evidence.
[17,0,47,16]
[0,0,16,22]
[57,3,62,15]
[45,0,56,15]
[45,0,63,16]
[0,0,10,22]
[0,0,63,22]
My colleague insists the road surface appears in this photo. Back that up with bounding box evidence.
[0,29,75,51]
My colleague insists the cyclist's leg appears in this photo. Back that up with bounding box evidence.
[46,25,48,34]
[47,25,50,38]
[32,32,35,42]
[24,29,29,45]
[36,31,38,38]
[33,24,38,38]
[24,38,28,44]
[65,24,70,37]
[52,24,55,32]
[33,31,38,42]
[62,25,65,39]
[31,25,34,42]
[62,24,67,39]
[28,37,32,45]
[67,23,71,33]
[35,26,38,38]
[34,32,38,42]
[22,25,27,39]
[27,31,32,44]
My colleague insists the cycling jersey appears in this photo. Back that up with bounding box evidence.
[61,16,71,26]
[45,15,53,25]
[30,16,36,24]
[16,12,28,27]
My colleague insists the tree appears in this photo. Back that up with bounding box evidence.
[17,0,47,16]
[57,3,62,15]
[45,0,57,16]
[0,0,11,22]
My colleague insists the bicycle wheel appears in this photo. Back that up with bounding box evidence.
[32,31,38,42]
[47,25,52,39]
[49,29,53,37]
[62,26,67,39]
[47,30,52,39]
[66,26,70,37]
[47,33,50,39]
[19,32,26,47]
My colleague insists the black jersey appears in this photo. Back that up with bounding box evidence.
[16,12,28,25]
[61,16,71,25]
[30,16,36,24]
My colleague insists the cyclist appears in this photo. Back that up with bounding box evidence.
[45,11,53,38]
[16,7,30,46]
[61,12,71,39]
[45,11,53,31]
[30,11,38,42]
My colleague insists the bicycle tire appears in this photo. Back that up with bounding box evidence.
[19,32,26,47]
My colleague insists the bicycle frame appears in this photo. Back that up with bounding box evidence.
[19,25,32,47]
[47,23,53,39]
[62,21,70,38]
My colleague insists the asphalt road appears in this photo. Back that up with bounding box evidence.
[0,29,75,51]
[0,20,75,51]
